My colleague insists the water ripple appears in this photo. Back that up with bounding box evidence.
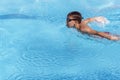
[7,70,120,80]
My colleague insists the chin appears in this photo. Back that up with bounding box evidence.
[67,26,72,28]
[69,26,75,28]
[66,24,75,28]
[67,25,73,27]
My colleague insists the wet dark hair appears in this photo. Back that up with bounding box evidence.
[67,11,83,23]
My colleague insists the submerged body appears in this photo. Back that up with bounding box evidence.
[66,11,120,41]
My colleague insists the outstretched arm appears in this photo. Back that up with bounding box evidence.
[88,30,119,40]
[81,24,119,40]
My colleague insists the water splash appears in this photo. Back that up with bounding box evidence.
[95,17,110,28]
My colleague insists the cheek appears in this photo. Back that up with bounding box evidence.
[68,22,75,27]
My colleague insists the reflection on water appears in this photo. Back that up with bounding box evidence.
[0,14,37,19]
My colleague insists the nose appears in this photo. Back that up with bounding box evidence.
[66,22,69,27]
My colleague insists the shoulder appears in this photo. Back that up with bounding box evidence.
[79,22,92,32]
[80,21,89,27]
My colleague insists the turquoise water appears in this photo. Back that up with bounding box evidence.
[0,0,120,80]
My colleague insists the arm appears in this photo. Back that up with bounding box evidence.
[81,24,119,40]
[87,29,119,40]
[83,16,109,24]
[83,17,96,24]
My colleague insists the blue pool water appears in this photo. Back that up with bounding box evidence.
[0,0,120,80]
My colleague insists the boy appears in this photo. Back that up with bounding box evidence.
[66,11,120,40]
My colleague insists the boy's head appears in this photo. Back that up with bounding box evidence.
[66,11,83,28]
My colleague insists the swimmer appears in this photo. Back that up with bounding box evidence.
[66,11,120,41]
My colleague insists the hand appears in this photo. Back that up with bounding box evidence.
[94,16,110,24]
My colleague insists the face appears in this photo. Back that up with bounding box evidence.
[66,16,77,28]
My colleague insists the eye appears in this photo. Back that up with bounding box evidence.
[67,18,77,22]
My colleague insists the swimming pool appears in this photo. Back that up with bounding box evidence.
[0,0,120,80]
